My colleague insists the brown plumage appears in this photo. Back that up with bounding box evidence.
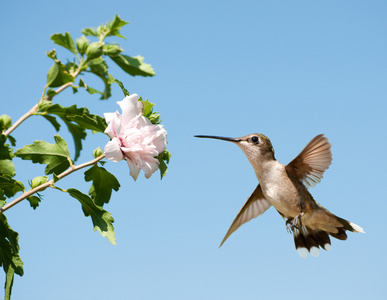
[195,134,364,258]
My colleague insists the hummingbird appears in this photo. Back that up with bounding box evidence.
[195,133,364,258]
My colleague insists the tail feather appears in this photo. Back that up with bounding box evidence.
[292,215,364,259]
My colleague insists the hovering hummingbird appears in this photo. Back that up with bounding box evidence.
[195,133,364,258]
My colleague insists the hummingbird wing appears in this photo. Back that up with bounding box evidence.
[286,134,332,188]
[219,184,271,247]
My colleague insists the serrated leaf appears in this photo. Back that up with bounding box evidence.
[62,120,86,162]
[67,188,116,244]
[0,141,13,160]
[84,166,120,206]
[14,135,71,175]
[110,54,155,77]
[46,49,57,60]
[51,32,77,55]
[0,160,15,177]
[87,58,111,99]
[0,214,24,300]
[106,15,129,39]
[7,136,16,147]
[113,79,129,96]
[40,102,105,159]
[88,57,108,76]
[79,78,103,96]
[90,72,112,100]
[42,115,61,132]
[138,98,161,125]
[39,104,89,161]
[0,175,24,198]
[27,195,41,210]
[82,27,98,37]
[68,114,107,133]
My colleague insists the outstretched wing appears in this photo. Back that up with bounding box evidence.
[220,184,271,247]
[286,134,332,189]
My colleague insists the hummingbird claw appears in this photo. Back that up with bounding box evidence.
[286,213,304,233]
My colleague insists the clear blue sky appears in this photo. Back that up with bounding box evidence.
[1,1,386,299]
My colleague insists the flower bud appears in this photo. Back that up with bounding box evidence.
[103,44,123,57]
[0,114,12,130]
[31,176,49,189]
[93,147,104,158]
[86,42,104,60]
[76,35,89,55]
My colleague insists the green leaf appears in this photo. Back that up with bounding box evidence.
[0,175,24,198]
[46,62,74,88]
[106,15,129,39]
[27,195,41,210]
[82,27,98,37]
[110,54,155,77]
[79,78,103,96]
[51,32,77,55]
[46,49,57,60]
[84,166,120,206]
[46,55,74,88]
[42,115,61,132]
[7,136,16,147]
[0,140,13,160]
[63,120,86,162]
[46,62,60,87]
[0,160,15,177]
[87,58,112,99]
[39,104,90,161]
[157,149,171,179]
[113,79,129,96]
[39,102,106,158]
[68,114,107,133]
[67,188,116,244]
[88,57,108,76]
[0,214,24,300]
[14,135,71,175]
[139,98,161,124]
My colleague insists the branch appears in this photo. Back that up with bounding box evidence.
[0,153,105,214]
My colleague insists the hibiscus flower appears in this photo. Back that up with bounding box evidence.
[104,94,167,180]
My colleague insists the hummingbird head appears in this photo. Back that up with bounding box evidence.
[195,133,275,167]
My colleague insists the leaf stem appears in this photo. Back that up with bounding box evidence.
[4,81,75,137]
[3,104,39,137]
[0,153,105,214]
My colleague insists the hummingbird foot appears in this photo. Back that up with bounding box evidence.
[286,213,304,233]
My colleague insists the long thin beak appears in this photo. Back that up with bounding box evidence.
[194,135,241,143]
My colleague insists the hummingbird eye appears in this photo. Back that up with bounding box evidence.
[251,136,259,144]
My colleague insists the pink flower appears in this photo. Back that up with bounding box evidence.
[104,94,167,181]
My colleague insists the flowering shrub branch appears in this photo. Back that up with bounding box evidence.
[0,16,170,300]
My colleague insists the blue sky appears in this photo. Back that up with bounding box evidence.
[1,0,387,299]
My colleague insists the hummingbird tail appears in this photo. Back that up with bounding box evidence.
[293,226,332,259]
[292,215,364,259]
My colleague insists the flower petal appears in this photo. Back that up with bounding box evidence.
[117,94,143,127]
[126,158,141,181]
[104,138,124,162]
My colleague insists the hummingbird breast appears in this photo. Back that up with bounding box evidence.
[255,160,303,218]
